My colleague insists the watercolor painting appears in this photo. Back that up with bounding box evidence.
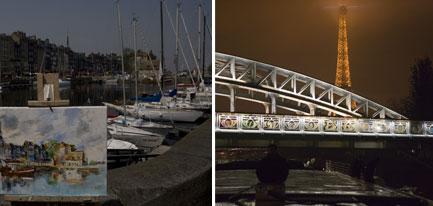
[0,107,106,196]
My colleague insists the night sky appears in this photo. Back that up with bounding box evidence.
[216,0,433,109]
[0,0,212,72]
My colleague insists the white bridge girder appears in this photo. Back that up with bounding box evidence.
[215,53,406,119]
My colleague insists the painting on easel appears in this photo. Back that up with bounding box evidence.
[0,107,106,196]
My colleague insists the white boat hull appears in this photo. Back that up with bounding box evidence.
[109,115,173,129]
[107,139,138,150]
[107,124,164,149]
[104,102,204,123]
[137,109,203,123]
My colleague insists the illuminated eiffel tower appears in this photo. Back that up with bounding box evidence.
[335,5,351,90]
[335,5,356,110]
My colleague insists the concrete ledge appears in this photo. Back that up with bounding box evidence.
[106,119,212,206]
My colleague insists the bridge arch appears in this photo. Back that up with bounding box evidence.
[215,53,406,119]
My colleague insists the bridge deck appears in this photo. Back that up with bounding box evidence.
[216,169,426,205]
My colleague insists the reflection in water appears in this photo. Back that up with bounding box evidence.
[0,166,106,195]
[0,83,160,106]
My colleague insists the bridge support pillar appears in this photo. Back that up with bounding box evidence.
[271,95,276,114]
[229,86,235,112]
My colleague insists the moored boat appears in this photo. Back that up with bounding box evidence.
[104,102,204,123]
[107,123,164,149]
[108,115,173,129]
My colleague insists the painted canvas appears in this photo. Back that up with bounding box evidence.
[0,107,107,196]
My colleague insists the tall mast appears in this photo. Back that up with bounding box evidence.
[116,0,126,124]
[133,15,138,108]
[197,3,202,85]
[175,0,180,89]
[202,12,206,80]
[66,30,70,48]
[160,0,165,91]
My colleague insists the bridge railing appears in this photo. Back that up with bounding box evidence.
[216,113,433,137]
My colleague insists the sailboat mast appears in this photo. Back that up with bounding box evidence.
[160,0,165,91]
[202,12,206,80]
[175,0,180,89]
[133,15,138,107]
[116,0,127,124]
[197,3,202,85]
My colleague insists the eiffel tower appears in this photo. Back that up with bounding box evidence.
[335,5,351,90]
[335,5,356,111]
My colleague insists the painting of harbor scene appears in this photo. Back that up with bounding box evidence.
[0,107,106,196]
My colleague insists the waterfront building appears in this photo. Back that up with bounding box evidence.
[0,34,16,81]
[11,31,29,76]
[0,31,156,82]
[64,151,84,167]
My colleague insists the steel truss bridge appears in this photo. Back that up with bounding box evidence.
[215,53,433,150]
[215,53,405,119]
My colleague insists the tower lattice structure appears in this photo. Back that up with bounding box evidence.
[335,5,352,90]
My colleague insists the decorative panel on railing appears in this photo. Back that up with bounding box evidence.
[216,113,433,137]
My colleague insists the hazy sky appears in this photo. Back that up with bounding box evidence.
[0,107,107,161]
[0,0,212,71]
[216,0,433,108]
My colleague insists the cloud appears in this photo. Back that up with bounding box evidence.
[64,108,81,125]
[0,107,106,161]
[0,114,18,130]
[37,124,54,135]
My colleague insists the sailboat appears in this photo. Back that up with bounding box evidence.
[107,123,164,150]
[156,0,211,112]
[107,138,138,150]
[108,115,173,129]
[104,2,204,123]
[107,0,165,151]
[104,101,203,123]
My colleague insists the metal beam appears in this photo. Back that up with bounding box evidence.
[229,86,235,112]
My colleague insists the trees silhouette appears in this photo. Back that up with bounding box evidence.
[404,57,433,120]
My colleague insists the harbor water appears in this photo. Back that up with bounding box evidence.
[0,166,106,196]
[0,82,160,107]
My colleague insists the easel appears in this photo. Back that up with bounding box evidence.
[2,73,105,206]
[27,73,69,107]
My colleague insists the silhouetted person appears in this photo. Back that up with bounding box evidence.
[350,157,364,179]
[255,144,289,205]
[256,144,289,184]
[364,158,380,183]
